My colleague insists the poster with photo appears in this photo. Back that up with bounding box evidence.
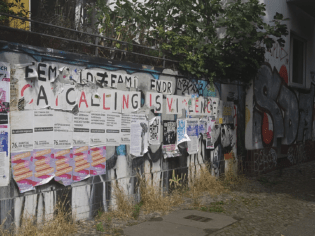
[163,120,179,158]
[0,81,10,125]
[177,119,190,145]
[206,116,216,149]
[130,114,149,156]
[199,119,207,136]
[149,116,161,145]
[186,118,199,154]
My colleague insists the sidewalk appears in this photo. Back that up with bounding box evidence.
[77,160,315,236]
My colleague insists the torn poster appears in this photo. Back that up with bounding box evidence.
[0,151,9,186]
[90,146,106,176]
[0,62,10,81]
[18,76,36,110]
[162,120,179,158]
[206,116,216,149]
[73,112,90,146]
[54,111,73,149]
[198,119,207,136]
[54,149,73,186]
[90,112,106,147]
[11,151,34,193]
[72,146,90,182]
[212,98,219,117]
[186,118,199,154]
[11,111,34,152]
[121,91,141,113]
[121,114,131,145]
[33,149,54,186]
[145,92,163,113]
[106,113,121,146]
[34,110,54,149]
[0,81,10,124]
[0,125,9,156]
[222,101,234,124]
[149,116,161,145]
[177,119,190,145]
[130,114,149,157]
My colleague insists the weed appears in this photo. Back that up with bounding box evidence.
[200,201,225,213]
[96,222,105,232]
[257,177,279,187]
[132,202,143,219]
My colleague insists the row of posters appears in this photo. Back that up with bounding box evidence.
[11,146,106,193]
[10,110,149,153]
[0,62,10,187]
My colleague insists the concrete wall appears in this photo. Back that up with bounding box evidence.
[0,40,243,228]
[245,0,315,174]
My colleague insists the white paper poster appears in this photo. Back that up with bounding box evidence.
[186,118,199,154]
[73,112,90,146]
[0,81,10,125]
[106,113,121,146]
[54,111,73,149]
[11,111,34,152]
[177,119,190,145]
[206,116,216,149]
[149,116,161,145]
[199,119,207,136]
[0,152,9,186]
[130,114,148,156]
[212,98,219,117]
[90,112,106,147]
[34,110,54,149]
[121,114,131,145]
[0,62,10,81]
[121,91,141,113]
[145,92,163,113]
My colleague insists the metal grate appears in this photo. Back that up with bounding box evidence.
[184,215,212,222]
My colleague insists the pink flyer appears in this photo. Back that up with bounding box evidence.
[72,146,90,182]
[11,151,34,192]
[90,146,106,176]
[54,149,73,186]
[33,149,55,186]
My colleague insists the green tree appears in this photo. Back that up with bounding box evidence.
[0,0,29,27]
[93,0,288,84]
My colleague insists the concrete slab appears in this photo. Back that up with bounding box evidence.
[163,210,237,230]
[281,212,315,236]
[123,210,238,236]
[124,221,206,236]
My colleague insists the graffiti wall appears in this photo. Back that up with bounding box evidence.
[0,41,243,228]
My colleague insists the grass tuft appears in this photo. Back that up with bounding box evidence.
[0,200,77,236]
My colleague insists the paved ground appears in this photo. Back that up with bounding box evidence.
[77,160,315,235]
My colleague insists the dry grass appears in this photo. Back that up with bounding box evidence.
[138,172,183,214]
[221,159,247,189]
[0,201,77,236]
[186,164,227,207]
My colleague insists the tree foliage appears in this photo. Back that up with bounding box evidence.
[94,0,288,83]
[0,0,29,26]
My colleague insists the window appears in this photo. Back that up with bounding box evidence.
[290,34,306,87]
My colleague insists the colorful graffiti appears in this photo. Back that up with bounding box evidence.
[253,64,314,147]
